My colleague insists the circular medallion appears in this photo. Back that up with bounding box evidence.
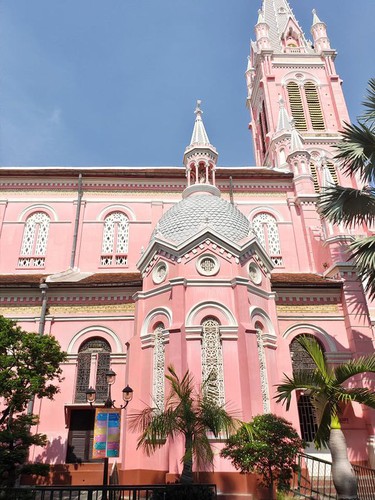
[153,261,168,284]
[249,262,262,285]
[197,254,220,276]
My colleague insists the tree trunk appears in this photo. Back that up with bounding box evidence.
[180,434,193,484]
[329,428,358,500]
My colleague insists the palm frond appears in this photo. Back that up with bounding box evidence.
[363,78,375,122]
[275,370,325,410]
[335,121,375,183]
[349,236,375,299]
[318,186,375,226]
[335,353,375,383]
[297,336,330,380]
[200,399,237,437]
[334,387,375,408]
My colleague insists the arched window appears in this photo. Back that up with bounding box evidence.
[152,323,165,410]
[201,317,225,406]
[101,212,129,266]
[286,82,307,131]
[304,82,325,131]
[252,213,283,266]
[18,212,50,268]
[290,335,325,442]
[74,337,111,403]
[68,337,112,464]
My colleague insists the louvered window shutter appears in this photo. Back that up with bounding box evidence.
[287,82,307,131]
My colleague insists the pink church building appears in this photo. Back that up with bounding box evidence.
[0,0,374,496]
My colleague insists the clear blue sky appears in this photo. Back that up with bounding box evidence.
[0,0,374,167]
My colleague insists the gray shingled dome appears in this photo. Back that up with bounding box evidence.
[155,194,251,244]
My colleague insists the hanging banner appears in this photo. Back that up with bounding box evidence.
[93,408,121,459]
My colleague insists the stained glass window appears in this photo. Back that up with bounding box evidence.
[152,323,165,410]
[101,212,129,266]
[201,318,225,406]
[252,213,283,266]
[18,212,50,268]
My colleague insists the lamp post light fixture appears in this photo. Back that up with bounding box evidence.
[85,369,134,497]
[85,369,134,409]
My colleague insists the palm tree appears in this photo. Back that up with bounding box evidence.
[129,365,236,484]
[319,78,375,298]
[275,335,375,499]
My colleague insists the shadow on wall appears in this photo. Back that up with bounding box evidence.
[27,436,79,486]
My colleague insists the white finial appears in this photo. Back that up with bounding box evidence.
[195,100,203,116]
[276,96,292,133]
[257,8,265,24]
[312,8,322,25]
[290,119,305,152]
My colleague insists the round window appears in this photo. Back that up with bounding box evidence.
[153,261,168,284]
[197,254,220,276]
[249,262,262,285]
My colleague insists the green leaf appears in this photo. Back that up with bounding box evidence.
[335,353,375,383]
[319,186,375,226]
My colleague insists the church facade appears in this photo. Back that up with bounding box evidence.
[0,0,374,495]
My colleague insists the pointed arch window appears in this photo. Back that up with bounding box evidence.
[287,82,307,131]
[304,82,325,131]
[18,212,50,268]
[289,336,325,442]
[101,212,129,266]
[152,323,165,410]
[201,317,225,406]
[252,213,283,266]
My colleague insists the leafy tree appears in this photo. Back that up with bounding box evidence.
[221,413,303,499]
[275,335,375,500]
[129,365,235,484]
[319,78,375,298]
[0,316,66,487]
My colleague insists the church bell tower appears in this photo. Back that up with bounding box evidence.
[246,0,350,193]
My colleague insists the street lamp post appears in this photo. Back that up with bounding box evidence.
[86,370,133,498]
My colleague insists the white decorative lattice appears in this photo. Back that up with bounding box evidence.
[201,257,215,272]
[201,318,225,406]
[197,254,219,276]
[256,327,271,413]
[152,323,165,410]
[252,213,283,266]
[18,212,50,267]
[101,212,129,266]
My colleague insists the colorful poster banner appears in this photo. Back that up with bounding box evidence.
[93,408,121,459]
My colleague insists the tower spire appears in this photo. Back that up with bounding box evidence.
[189,100,211,146]
[183,101,218,191]
[261,0,313,54]
[311,8,332,53]
[312,8,322,26]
